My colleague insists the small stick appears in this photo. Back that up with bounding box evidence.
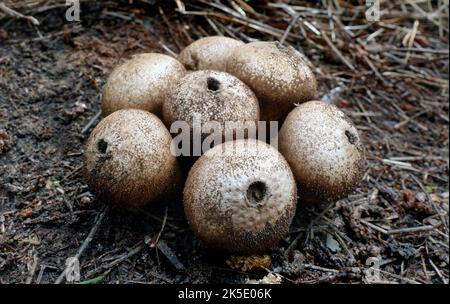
[303,264,339,274]
[159,42,178,58]
[331,230,356,263]
[321,29,355,71]
[405,0,448,33]
[55,207,109,284]
[378,269,421,284]
[138,208,180,231]
[403,20,420,64]
[204,16,223,36]
[0,3,40,26]
[61,165,83,182]
[421,255,429,281]
[411,175,449,233]
[359,219,389,235]
[81,110,101,135]
[156,240,186,272]
[26,255,38,284]
[428,258,448,284]
[363,55,388,84]
[147,270,174,283]
[280,13,300,45]
[102,243,144,270]
[394,110,430,129]
[84,242,145,279]
[159,6,183,51]
[148,207,168,248]
[387,225,437,235]
[174,0,186,13]
[36,265,46,284]
[387,47,449,55]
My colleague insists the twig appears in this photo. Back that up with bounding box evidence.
[321,29,355,70]
[102,243,144,269]
[84,242,145,279]
[55,207,109,284]
[155,208,168,242]
[428,258,448,284]
[138,208,181,231]
[36,265,46,284]
[81,110,101,135]
[303,264,339,274]
[159,42,178,57]
[26,255,38,284]
[61,165,83,182]
[147,270,174,283]
[405,0,448,33]
[394,110,430,129]
[363,55,388,84]
[387,225,438,235]
[378,269,421,284]
[411,175,449,233]
[159,6,183,51]
[156,240,186,272]
[359,219,389,235]
[0,3,40,26]
[280,13,300,45]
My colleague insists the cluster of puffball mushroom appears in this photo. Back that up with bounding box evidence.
[84,36,365,255]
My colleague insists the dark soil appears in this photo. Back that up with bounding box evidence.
[0,1,448,284]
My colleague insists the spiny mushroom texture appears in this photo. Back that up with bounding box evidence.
[102,53,186,117]
[226,41,317,121]
[84,109,179,207]
[278,100,365,203]
[163,70,259,147]
[178,36,244,71]
[184,139,297,255]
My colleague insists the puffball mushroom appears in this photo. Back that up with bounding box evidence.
[84,109,179,207]
[163,70,259,149]
[101,53,186,117]
[278,100,365,203]
[226,41,317,122]
[178,36,244,71]
[184,139,297,255]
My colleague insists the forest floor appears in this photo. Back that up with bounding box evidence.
[0,1,448,284]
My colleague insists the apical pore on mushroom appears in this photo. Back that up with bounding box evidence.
[84,109,179,208]
[278,100,365,203]
[163,70,260,155]
[183,139,297,255]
